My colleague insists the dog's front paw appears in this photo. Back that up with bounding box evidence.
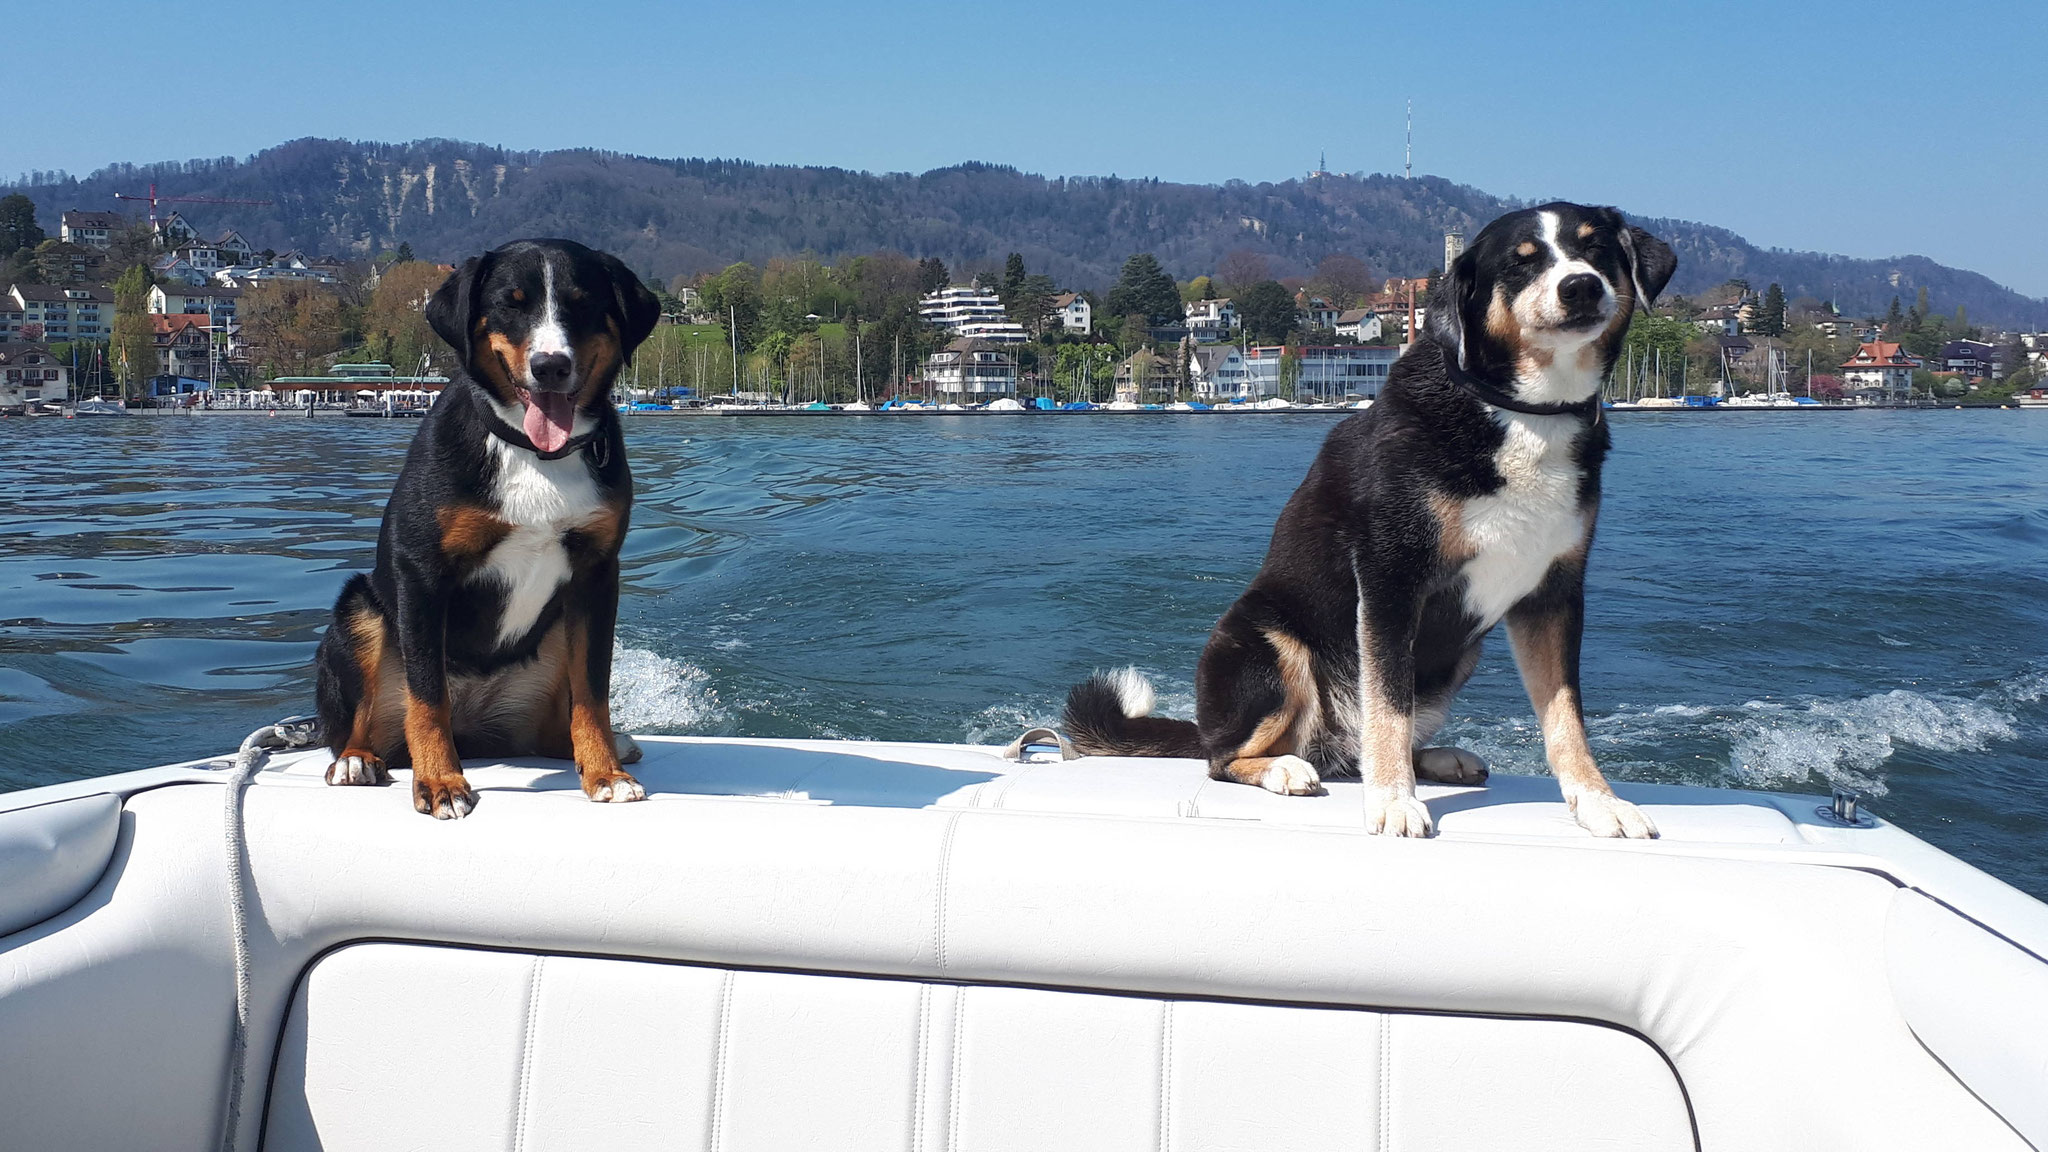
[1259,755,1322,796]
[1568,790,1657,839]
[412,773,477,820]
[585,770,646,804]
[613,732,643,765]
[1364,791,1434,837]
[1413,746,1488,785]
[325,751,390,786]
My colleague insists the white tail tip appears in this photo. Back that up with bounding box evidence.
[1105,667,1156,719]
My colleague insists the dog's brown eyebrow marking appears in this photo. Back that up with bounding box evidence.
[1516,241,1538,256]
[511,288,526,303]
[1576,222,1596,239]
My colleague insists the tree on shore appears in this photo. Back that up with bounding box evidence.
[1755,283,1786,337]
[1310,253,1374,310]
[109,265,157,400]
[365,261,447,369]
[1236,280,1298,344]
[916,257,949,294]
[242,279,342,379]
[0,194,44,256]
[1105,253,1180,327]
[698,262,763,353]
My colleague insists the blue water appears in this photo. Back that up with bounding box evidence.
[2,411,2044,897]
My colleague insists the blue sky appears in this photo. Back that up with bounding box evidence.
[13,1,2046,295]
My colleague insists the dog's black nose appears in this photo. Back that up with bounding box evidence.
[528,352,572,388]
[1557,273,1606,310]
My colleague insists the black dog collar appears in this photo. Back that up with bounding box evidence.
[1445,355,1603,420]
[481,410,609,465]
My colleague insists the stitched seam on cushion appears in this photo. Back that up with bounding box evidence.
[1156,1001,1175,1152]
[1378,1012,1392,1152]
[934,812,963,973]
[947,987,968,1152]
[511,954,545,1152]
[911,983,932,1152]
[708,969,736,1152]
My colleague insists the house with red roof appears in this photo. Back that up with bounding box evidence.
[150,312,215,383]
[1839,341,1919,402]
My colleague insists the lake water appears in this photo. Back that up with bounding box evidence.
[2,410,2044,897]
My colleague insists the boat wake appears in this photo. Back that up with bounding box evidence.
[609,645,726,733]
[1444,668,2048,797]
[955,666,2046,798]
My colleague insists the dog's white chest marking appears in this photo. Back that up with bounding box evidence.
[476,436,603,646]
[1456,414,1587,627]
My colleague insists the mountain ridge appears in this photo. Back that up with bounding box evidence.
[11,137,2043,328]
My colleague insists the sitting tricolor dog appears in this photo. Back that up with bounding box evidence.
[315,238,660,818]
[1063,203,1677,838]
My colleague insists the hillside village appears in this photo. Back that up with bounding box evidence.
[2,189,2044,412]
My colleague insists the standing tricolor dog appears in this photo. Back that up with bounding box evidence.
[315,238,660,818]
[1064,203,1677,838]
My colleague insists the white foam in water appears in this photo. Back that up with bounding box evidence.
[1724,689,2016,796]
[608,646,725,733]
[1440,671,2044,798]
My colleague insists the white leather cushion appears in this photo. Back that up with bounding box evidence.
[0,792,120,938]
[1887,888,2048,1148]
[265,942,1691,1152]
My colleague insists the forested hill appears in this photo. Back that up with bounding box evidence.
[11,137,2043,326]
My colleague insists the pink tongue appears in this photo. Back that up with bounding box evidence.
[523,391,577,453]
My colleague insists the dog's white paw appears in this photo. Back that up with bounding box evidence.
[613,732,643,765]
[1258,755,1322,796]
[1569,791,1658,839]
[588,774,646,804]
[1364,791,1434,837]
[1413,746,1488,785]
[324,753,389,787]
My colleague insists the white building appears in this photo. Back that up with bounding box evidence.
[0,342,70,408]
[1839,341,1918,401]
[1184,298,1237,343]
[1335,309,1384,342]
[59,210,124,250]
[925,339,1019,397]
[7,284,114,341]
[1244,344,1401,400]
[1189,344,1250,399]
[918,285,1027,344]
[1051,292,1092,335]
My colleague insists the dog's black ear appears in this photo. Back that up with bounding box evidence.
[1427,248,1479,370]
[1621,226,1678,307]
[595,251,661,356]
[426,255,487,366]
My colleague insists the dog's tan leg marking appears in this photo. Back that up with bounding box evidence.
[1506,610,1656,839]
[405,692,475,819]
[567,618,642,804]
[1214,627,1323,795]
[1357,602,1431,837]
[327,607,394,786]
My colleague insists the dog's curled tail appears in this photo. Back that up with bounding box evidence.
[1062,667,1205,758]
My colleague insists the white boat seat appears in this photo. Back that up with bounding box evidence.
[267,942,1693,1152]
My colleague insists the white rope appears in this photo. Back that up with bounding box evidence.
[217,716,318,1152]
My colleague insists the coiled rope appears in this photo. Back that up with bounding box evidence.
[216,715,319,1152]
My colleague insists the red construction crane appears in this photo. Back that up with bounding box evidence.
[111,183,273,229]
